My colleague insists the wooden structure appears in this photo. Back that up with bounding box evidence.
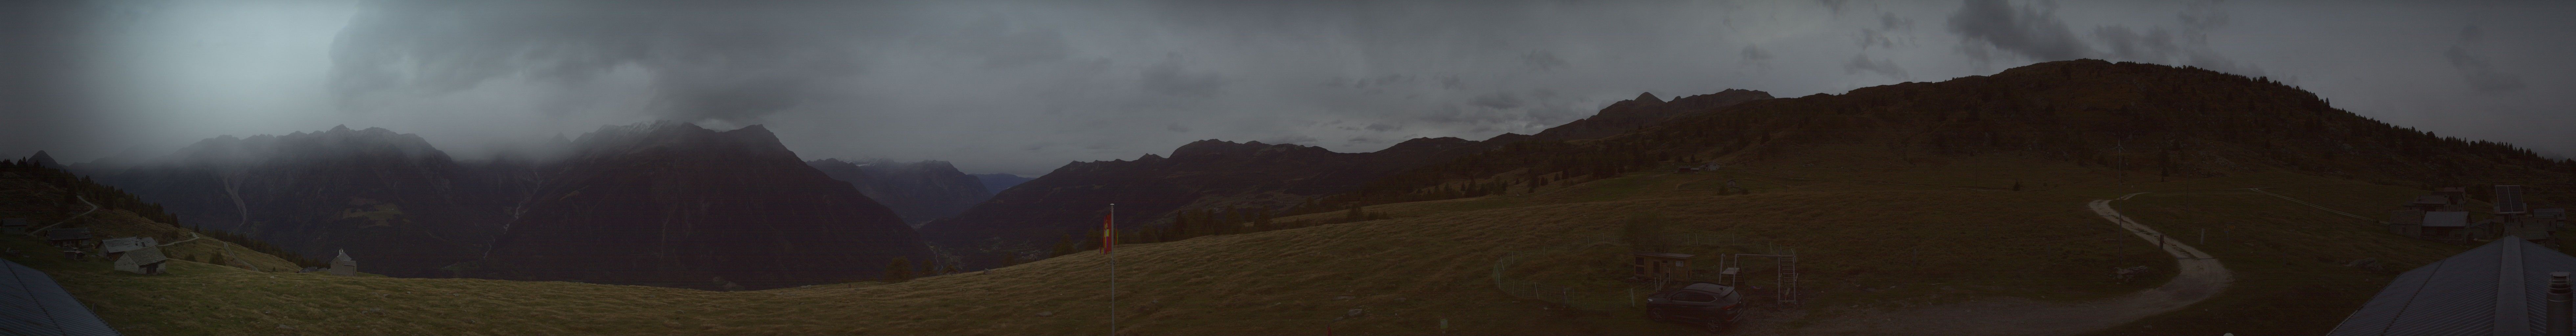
[2387,186,2554,242]
[2437,187,2469,206]
[0,218,25,235]
[1631,253,1693,284]
[43,228,91,249]
[113,246,168,275]
[330,249,357,276]
[1721,249,1800,306]
[2423,211,2472,241]
[2407,196,2454,211]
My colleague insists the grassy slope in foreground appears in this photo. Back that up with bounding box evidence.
[29,146,2331,335]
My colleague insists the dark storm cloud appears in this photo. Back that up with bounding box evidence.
[328,0,892,124]
[917,16,1074,68]
[1468,92,1525,110]
[1945,0,2252,75]
[1522,51,1569,71]
[1947,0,2091,63]
[2447,25,2525,94]
[1740,46,1773,62]
[1138,53,1227,97]
[1843,54,1906,79]
[1859,12,1913,50]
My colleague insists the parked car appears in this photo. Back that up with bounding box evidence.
[1644,282,1744,332]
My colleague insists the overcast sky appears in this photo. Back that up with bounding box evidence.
[3,0,2571,176]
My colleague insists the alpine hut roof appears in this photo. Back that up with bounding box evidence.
[2413,196,2453,206]
[0,260,122,336]
[100,237,152,254]
[117,247,166,266]
[2326,237,2576,336]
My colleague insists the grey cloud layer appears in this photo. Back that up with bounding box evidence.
[12,0,2575,173]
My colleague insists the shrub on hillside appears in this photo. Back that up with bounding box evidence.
[884,257,914,283]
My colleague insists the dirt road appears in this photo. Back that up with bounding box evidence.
[1780,192,2235,335]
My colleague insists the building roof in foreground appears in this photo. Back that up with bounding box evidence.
[0,259,121,336]
[2327,237,2576,336]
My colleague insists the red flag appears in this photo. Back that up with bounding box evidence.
[1101,213,1114,254]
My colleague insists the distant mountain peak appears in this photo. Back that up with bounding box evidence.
[1524,88,1770,142]
[27,150,58,168]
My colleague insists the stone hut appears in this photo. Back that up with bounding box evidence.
[100,236,155,260]
[112,246,168,275]
[330,249,357,276]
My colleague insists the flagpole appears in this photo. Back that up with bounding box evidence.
[1108,203,1116,336]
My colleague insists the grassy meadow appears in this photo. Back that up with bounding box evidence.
[7,147,2498,335]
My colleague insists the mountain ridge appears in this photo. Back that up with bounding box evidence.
[807,158,992,226]
[917,85,1775,267]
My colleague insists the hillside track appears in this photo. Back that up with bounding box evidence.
[1786,192,2235,335]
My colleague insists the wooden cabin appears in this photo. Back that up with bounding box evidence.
[2437,187,2469,206]
[2407,196,2453,212]
[44,228,91,249]
[1631,252,1694,283]
[2423,211,2472,241]
[0,218,26,235]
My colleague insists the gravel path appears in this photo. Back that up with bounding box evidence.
[1778,192,2236,335]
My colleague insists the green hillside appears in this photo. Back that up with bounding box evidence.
[11,143,2501,335]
